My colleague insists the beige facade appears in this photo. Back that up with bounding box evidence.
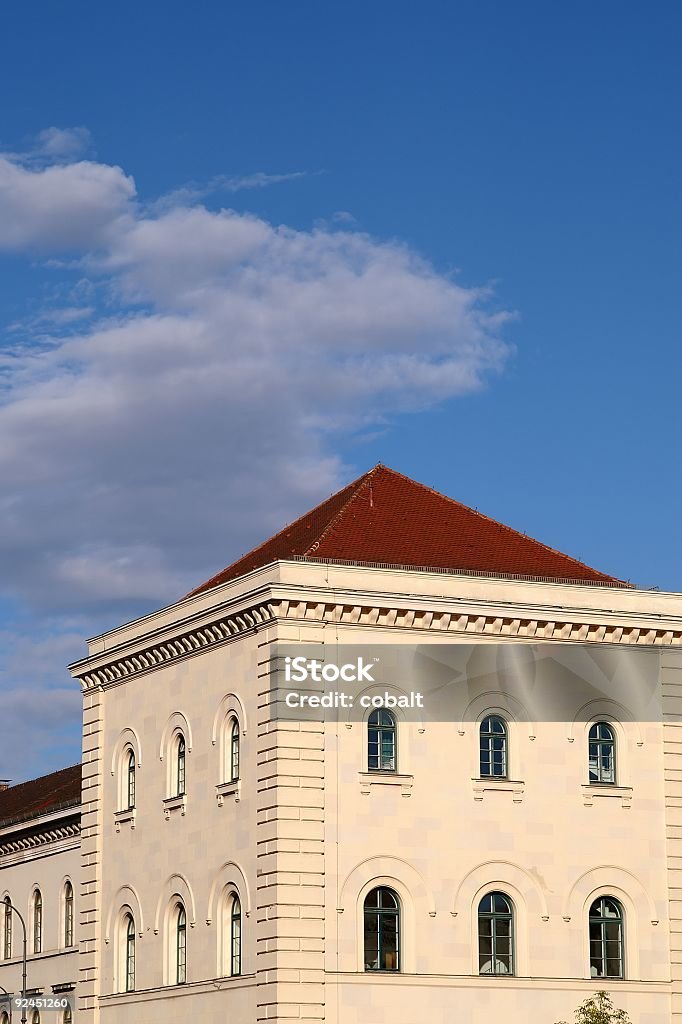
[0,801,80,1021]
[65,559,682,1023]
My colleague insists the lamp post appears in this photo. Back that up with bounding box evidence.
[3,899,27,1024]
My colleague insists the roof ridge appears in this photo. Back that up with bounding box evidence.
[373,465,626,585]
[185,466,380,597]
[303,464,383,557]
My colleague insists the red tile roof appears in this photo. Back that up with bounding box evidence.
[0,764,81,828]
[188,464,627,596]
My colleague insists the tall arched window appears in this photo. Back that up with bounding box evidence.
[230,894,242,976]
[33,889,43,954]
[126,749,136,809]
[31,1012,40,1024]
[589,896,624,978]
[230,719,240,783]
[363,887,400,971]
[63,881,74,948]
[480,716,508,778]
[478,892,514,975]
[176,735,186,797]
[175,904,187,984]
[1,1010,9,1024]
[3,897,11,959]
[589,722,616,784]
[63,1008,72,1024]
[125,914,136,992]
[367,710,396,772]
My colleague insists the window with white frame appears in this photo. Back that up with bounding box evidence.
[229,718,240,783]
[478,891,514,975]
[175,903,187,984]
[32,889,42,954]
[589,722,616,784]
[479,716,508,778]
[367,710,397,772]
[363,886,400,971]
[125,748,136,809]
[124,913,136,992]
[175,735,186,797]
[63,881,74,948]
[589,896,624,978]
[3,897,11,959]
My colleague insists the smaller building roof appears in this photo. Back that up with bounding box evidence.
[0,764,82,829]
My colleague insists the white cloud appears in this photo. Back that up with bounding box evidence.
[0,137,513,613]
[0,154,134,251]
[34,126,92,161]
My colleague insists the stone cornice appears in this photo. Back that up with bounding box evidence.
[70,587,682,692]
[0,818,80,859]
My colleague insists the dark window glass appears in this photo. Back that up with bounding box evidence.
[231,895,241,976]
[478,892,514,975]
[589,896,624,978]
[364,886,400,971]
[231,720,240,783]
[176,904,187,984]
[127,749,136,809]
[176,736,186,797]
[33,890,42,954]
[589,722,616,784]
[125,915,136,992]
[368,710,396,772]
[3,898,11,959]
[480,717,508,778]
[64,882,74,947]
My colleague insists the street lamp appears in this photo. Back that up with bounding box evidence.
[3,899,27,1024]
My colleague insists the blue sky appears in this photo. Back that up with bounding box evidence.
[0,1,679,780]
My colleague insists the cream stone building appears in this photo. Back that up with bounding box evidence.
[7,464,682,1023]
[0,766,81,1023]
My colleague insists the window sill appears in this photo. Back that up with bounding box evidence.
[163,794,187,819]
[114,808,136,832]
[358,772,413,797]
[582,784,632,808]
[215,781,241,806]
[472,778,525,803]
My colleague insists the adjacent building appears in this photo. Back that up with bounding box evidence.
[0,766,81,1024]
[5,464,682,1022]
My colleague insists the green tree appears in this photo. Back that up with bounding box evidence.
[556,990,631,1024]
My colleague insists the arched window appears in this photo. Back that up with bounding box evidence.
[63,881,74,947]
[126,749,136,809]
[31,1012,40,1024]
[478,892,514,975]
[125,914,136,992]
[589,722,616,784]
[176,735,186,797]
[589,896,624,978]
[480,716,508,778]
[367,710,396,772]
[33,889,43,954]
[3,897,11,959]
[175,903,187,984]
[1,1010,9,1024]
[363,886,400,971]
[230,894,242,975]
[230,719,240,783]
[63,1008,72,1024]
